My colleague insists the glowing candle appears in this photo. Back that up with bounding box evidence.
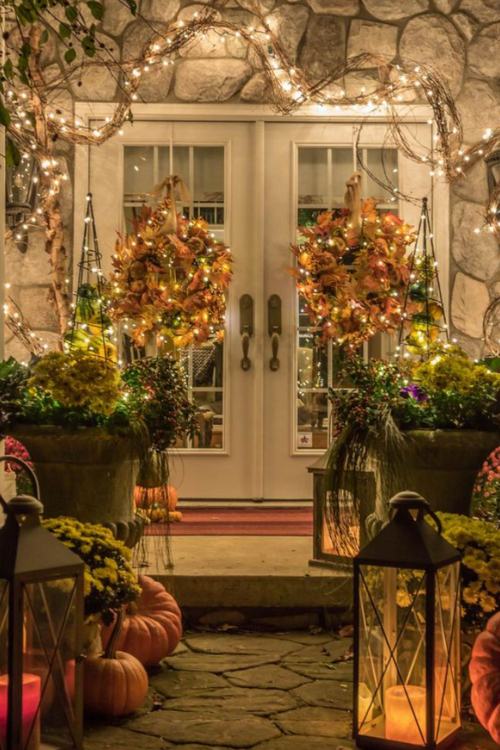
[385,685,426,745]
[0,673,41,750]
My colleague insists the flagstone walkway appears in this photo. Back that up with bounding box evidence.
[84,630,496,750]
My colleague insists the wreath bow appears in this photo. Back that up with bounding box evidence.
[151,174,191,234]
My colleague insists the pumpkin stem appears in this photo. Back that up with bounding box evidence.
[104,608,125,659]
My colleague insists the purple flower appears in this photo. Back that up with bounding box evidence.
[400,384,428,402]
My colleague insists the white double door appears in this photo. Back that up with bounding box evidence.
[80,112,437,500]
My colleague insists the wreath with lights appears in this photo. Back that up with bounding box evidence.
[291,194,415,350]
[107,187,232,349]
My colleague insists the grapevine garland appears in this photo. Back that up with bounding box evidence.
[291,199,415,350]
[108,197,232,349]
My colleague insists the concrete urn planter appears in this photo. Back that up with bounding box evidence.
[372,429,500,528]
[9,425,141,529]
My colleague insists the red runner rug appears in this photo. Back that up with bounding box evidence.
[144,506,313,536]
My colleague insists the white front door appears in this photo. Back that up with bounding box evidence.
[75,109,445,501]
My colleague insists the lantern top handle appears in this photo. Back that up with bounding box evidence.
[5,494,44,517]
[389,490,442,534]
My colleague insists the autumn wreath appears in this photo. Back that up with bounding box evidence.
[108,180,232,349]
[291,193,415,350]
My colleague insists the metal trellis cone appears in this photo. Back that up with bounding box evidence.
[396,196,449,361]
[66,192,115,362]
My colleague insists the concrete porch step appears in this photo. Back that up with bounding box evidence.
[140,536,353,613]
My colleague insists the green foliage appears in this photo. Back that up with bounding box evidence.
[29,350,120,417]
[122,356,197,451]
[0,357,29,432]
[330,347,500,433]
[0,0,137,113]
[437,512,500,629]
[43,517,140,624]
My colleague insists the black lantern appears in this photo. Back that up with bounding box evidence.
[0,493,84,749]
[6,150,38,254]
[353,491,461,749]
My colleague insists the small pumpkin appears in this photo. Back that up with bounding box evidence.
[470,611,500,744]
[84,612,148,717]
[101,575,182,666]
[134,483,178,512]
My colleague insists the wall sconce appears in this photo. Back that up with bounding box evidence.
[485,150,500,225]
[6,149,39,253]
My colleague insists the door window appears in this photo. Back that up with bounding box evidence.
[123,143,226,450]
[295,146,399,451]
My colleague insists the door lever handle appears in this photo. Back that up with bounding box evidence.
[240,294,254,371]
[270,330,280,371]
[268,294,282,371]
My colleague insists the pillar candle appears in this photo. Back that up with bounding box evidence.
[0,673,41,750]
[385,684,426,745]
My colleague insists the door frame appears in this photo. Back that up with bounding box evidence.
[73,102,449,499]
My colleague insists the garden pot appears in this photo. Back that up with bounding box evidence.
[400,429,500,515]
[371,429,500,524]
[9,425,141,526]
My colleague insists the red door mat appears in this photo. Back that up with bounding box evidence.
[144,506,313,536]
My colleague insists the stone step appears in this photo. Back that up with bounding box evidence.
[140,535,353,616]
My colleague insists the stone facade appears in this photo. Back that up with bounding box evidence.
[6,0,500,357]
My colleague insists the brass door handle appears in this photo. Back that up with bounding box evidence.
[240,294,254,371]
[268,294,282,371]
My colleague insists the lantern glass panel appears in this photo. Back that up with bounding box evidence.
[358,564,428,745]
[23,577,79,749]
[434,562,461,743]
[0,580,8,750]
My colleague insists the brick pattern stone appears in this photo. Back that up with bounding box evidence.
[9,0,500,358]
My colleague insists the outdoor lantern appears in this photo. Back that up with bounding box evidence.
[308,452,376,569]
[353,491,461,749]
[0,494,84,750]
[6,152,38,253]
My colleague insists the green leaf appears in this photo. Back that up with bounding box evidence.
[6,139,21,168]
[87,1,104,20]
[64,47,77,64]
[123,0,137,14]
[3,59,14,81]
[82,35,96,57]
[65,6,78,22]
[59,22,71,39]
[0,100,11,127]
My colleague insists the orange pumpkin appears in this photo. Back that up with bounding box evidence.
[470,611,500,743]
[134,484,178,512]
[84,613,148,717]
[101,575,182,666]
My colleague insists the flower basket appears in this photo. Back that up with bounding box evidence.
[9,425,140,526]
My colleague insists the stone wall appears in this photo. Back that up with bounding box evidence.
[6,0,500,358]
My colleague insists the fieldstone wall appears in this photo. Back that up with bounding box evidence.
[5,0,500,358]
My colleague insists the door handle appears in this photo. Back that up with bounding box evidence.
[239,294,254,371]
[268,294,282,371]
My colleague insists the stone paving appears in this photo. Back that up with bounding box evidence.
[84,630,496,750]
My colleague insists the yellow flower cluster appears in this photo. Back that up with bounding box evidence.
[43,516,140,623]
[29,350,121,416]
[438,512,500,626]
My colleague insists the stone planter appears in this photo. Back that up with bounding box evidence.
[9,425,141,527]
[397,429,500,516]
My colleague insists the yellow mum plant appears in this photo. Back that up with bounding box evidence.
[43,517,140,624]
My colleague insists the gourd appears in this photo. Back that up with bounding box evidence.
[469,611,500,743]
[84,612,148,717]
[134,483,178,512]
[101,575,182,666]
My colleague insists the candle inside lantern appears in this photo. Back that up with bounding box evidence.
[0,672,41,750]
[385,684,426,745]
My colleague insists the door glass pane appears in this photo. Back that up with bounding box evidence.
[123,144,226,451]
[358,565,427,744]
[295,144,402,449]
